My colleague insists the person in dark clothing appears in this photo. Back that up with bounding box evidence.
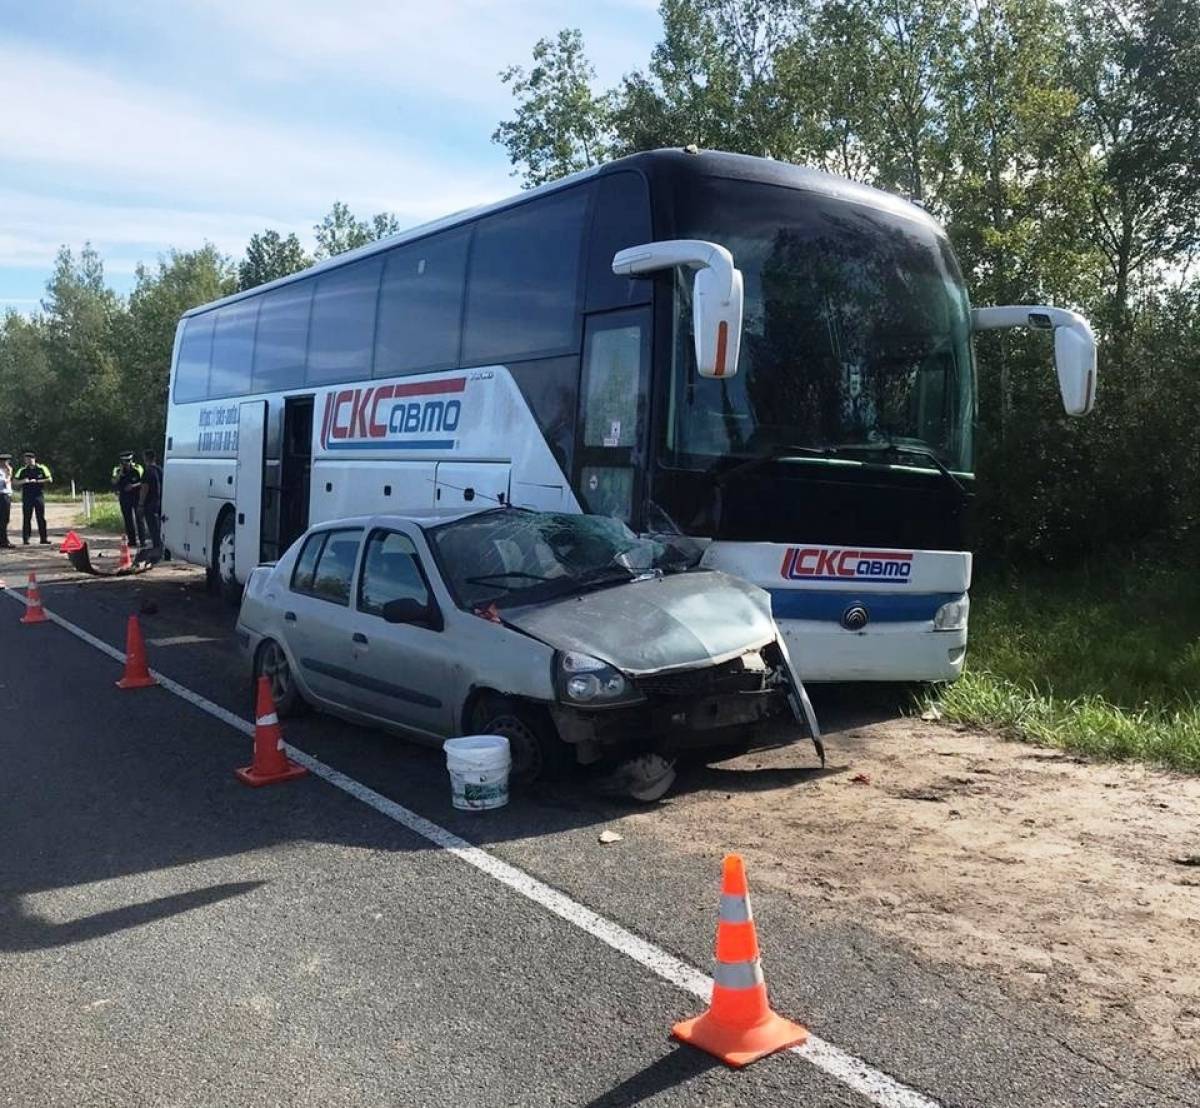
[14,451,51,544]
[111,451,147,547]
[141,448,164,549]
[0,452,13,548]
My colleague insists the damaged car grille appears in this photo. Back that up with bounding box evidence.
[633,652,770,698]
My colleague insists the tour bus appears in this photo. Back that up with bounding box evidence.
[161,148,1096,682]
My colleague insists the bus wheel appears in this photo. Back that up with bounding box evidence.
[213,512,242,607]
[469,695,571,785]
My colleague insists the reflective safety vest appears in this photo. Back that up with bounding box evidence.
[112,462,144,496]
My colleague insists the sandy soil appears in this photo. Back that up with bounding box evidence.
[636,716,1200,1073]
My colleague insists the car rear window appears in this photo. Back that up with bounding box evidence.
[292,528,363,605]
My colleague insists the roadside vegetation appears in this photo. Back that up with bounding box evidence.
[75,493,124,534]
[929,562,1200,773]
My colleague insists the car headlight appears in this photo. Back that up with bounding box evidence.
[933,594,970,631]
[557,651,643,706]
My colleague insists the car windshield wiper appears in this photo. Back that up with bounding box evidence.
[828,441,967,498]
[464,571,554,588]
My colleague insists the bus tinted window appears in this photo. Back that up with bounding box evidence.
[586,172,653,312]
[208,299,258,399]
[254,281,313,393]
[375,229,468,376]
[463,188,588,365]
[174,314,215,402]
[307,257,383,386]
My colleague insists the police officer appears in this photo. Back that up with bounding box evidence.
[14,450,51,545]
[0,452,13,549]
[140,448,163,549]
[111,451,147,547]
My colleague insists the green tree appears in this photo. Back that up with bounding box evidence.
[313,201,401,259]
[238,230,310,290]
[493,28,615,187]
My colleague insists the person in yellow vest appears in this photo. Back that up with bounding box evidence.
[110,450,147,547]
[14,450,51,545]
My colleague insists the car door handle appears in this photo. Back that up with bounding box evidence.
[352,632,368,644]
[284,611,296,622]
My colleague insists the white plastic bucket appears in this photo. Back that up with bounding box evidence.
[444,735,511,811]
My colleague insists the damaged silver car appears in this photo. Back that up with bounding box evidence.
[237,508,821,799]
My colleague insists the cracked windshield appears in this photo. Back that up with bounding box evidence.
[430,510,696,610]
[670,178,976,473]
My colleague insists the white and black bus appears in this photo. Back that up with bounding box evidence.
[162,148,1096,682]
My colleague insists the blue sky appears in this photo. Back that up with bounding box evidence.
[0,1,662,314]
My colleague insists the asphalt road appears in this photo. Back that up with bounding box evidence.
[0,533,1194,1107]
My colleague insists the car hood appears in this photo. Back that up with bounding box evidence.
[500,570,777,675]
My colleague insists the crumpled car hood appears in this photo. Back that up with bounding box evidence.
[500,570,777,675]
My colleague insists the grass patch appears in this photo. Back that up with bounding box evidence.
[928,561,1200,773]
[76,495,125,534]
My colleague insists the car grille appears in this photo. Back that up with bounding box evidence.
[634,653,768,698]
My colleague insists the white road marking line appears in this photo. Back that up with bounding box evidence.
[5,587,939,1108]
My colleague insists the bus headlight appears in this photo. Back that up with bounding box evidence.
[933,594,970,631]
[557,651,643,706]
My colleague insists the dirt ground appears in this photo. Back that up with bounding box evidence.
[638,717,1200,1074]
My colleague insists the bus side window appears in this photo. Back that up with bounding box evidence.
[208,299,258,400]
[586,172,653,313]
[174,314,215,403]
[463,187,589,366]
[374,229,469,377]
[307,257,384,386]
[254,281,313,394]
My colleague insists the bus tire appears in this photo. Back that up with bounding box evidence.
[212,510,242,607]
[469,694,571,785]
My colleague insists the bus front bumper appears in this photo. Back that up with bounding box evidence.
[778,619,967,683]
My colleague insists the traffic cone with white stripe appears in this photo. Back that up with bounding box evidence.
[672,854,808,1067]
[117,538,133,571]
[20,572,48,625]
[235,675,308,787]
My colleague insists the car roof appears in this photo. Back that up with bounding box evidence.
[306,506,514,534]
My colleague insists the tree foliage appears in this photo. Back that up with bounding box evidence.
[238,230,310,291]
[313,201,401,259]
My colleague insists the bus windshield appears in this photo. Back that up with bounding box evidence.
[668,178,976,475]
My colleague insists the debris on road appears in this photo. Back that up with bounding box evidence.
[1174,854,1200,866]
[850,772,871,785]
[598,829,623,845]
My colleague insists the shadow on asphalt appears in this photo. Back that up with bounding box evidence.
[580,1045,722,1107]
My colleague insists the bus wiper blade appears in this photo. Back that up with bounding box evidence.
[830,441,967,498]
[714,444,834,487]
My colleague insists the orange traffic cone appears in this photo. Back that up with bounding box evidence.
[672,854,808,1067]
[118,538,133,571]
[20,573,48,625]
[236,676,308,787]
[116,614,157,689]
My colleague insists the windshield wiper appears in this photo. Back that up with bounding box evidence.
[713,444,836,488]
[829,441,967,498]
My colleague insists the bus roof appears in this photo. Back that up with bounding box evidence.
[183,147,940,320]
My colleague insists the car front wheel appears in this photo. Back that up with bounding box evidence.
[254,639,305,718]
[470,695,571,784]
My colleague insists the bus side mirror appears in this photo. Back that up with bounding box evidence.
[972,305,1098,416]
[613,239,744,378]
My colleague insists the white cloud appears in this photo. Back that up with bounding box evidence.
[191,0,655,102]
[0,39,512,222]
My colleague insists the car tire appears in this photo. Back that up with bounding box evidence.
[254,638,306,718]
[470,695,571,785]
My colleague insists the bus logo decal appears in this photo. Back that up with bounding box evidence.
[780,547,914,583]
[320,377,467,451]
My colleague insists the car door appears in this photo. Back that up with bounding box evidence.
[278,526,364,707]
[347,525,455,738]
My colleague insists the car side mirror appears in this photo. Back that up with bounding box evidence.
[612,239,744,378]
[382,597,443,631]
[971,305,1098,416]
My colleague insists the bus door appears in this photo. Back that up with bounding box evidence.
[279,396,313,554]
[235,399,267,574]
[574,307,652,526]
